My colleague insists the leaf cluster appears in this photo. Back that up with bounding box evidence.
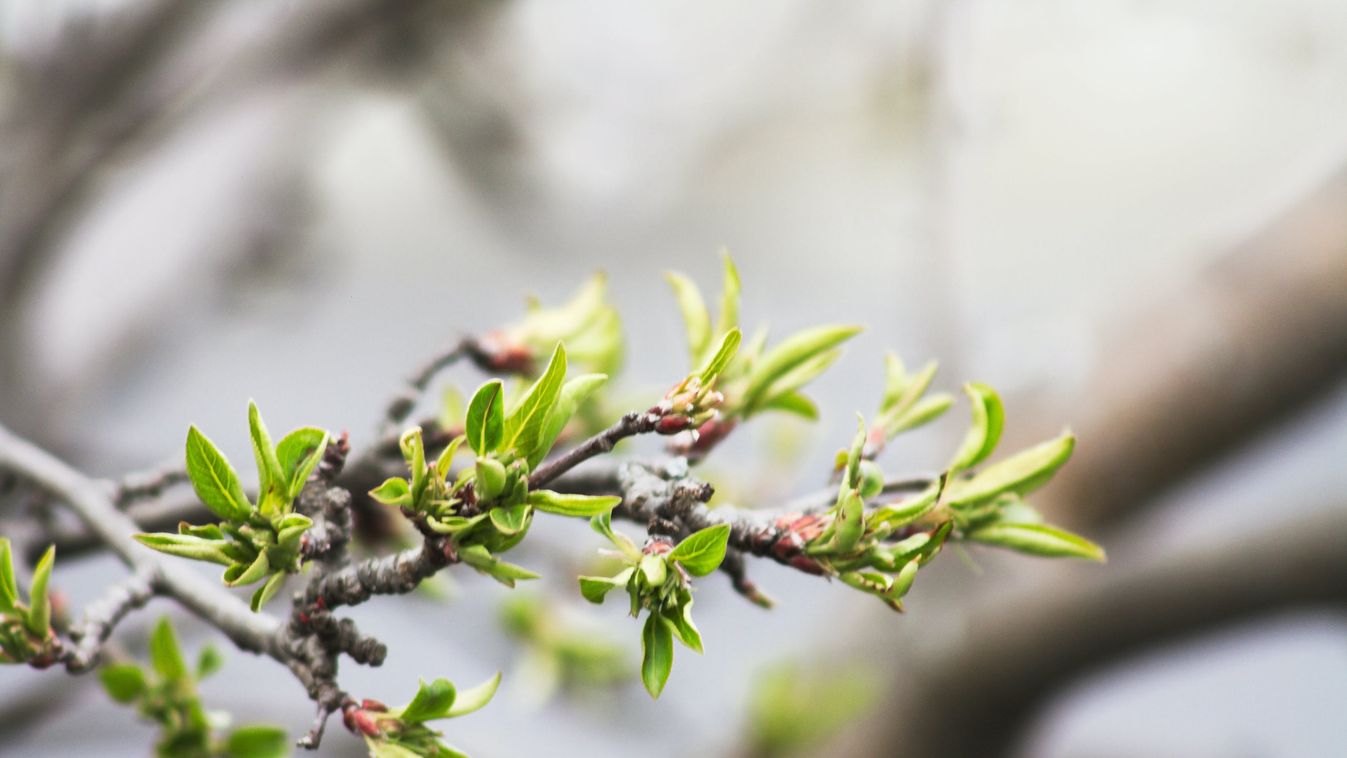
[135,402,329,611]
[99,617,289,758]
[360,674,500,758]
[0,540,56,664]
[577,513,731,698]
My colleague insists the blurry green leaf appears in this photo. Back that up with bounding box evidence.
[947,432,1075,509]
[435,436,465,480]
[578,568,633,604]
[867,477,944,530]
[640,614,674,699]
[24,545,53,636]
[488,504,531,536]
[401,428,428,503]
[228,551,270,587]
[223,725,289,758]
[250,571,286,612]
[715,253,741,338]
[134,533,232,566]
[445,672,501,718]
[185,425,252,521]
[532,373,608,467]
[196,645,224,679]
[590,512,640,560]
[99,664,147,704]
[754,348,842,412]
[526,491,620,518]
[948,383,1005,472]
[0,538,15,613]
[459,545,539,587]
[829,489,864,555]
[665,271,711,364]
[663,596,703,653]
[760,391,818,420]
[248,402,285,514]
[740,325,862,414]
[369,477,411,507]
[889,393,953,434]
[667,523,731,577]
[503,343,568,461]
[276,427,328,500]
[465,380,505,455]
[149,616,188,682]
[697,328,741,384]
[398,678,456,724]
[857,460,884,500]
[966,522,1105,562]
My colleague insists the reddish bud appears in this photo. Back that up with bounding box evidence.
[344,709,382,737]
[655,415,691,435]
[360,699,388,713]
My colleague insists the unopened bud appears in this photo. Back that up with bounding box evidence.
[656,415,691,435]
[345,709,382,737]
[360,699,387,713]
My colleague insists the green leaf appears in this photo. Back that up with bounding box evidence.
[149,617,188,682]
[697,328,742,385]
[185,425,252,521]
[966,522,1105,562]
[753,348,842,412]
[526,490,621,518]
[248,402,286,514]
[667,523,731,577]
[740,325,862,414]
[532,373,608,467]
[369,477,411,507]
[446,671,501,718]
[459,545,539,587]
[663,595,703,653]
[503,343,568,460]
[223,725,290,758]
[276,427,329,500]
[590,512,641,560]
[401,428,428,503]
[436,436,466,479]
[0,538,17,613]
[639,554,667,586]
[196,645,224,679]
[715,253,741,338]
[250,571,287,612]
[578,568,633,604]
[828,489,864,555]
[947,432,1075,509]
[760,391,818,420]
[474,457,508,501]
[867,476,944,530]
[134,533,233,566]
[465,380,505,455]
[888,393,953,434]
[398,677,456,723]
[24,545,54,636]
[228,551,271,587]
[948,383,1005,472]
[665,271,712,364]
[488,504,531,536]
[640,614,674,698]
[99,664,147,704]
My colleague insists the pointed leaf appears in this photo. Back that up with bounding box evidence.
[250,571,287,612]
[715,253,741,337]
[740,325,862,414]
[527,490,621,518]
[149,617,188,681]
[966,522,1105,562]
[667,523,731,577]
[697,328,742,384]
[134,533,232,566]
[196,645,224,679]
[578,568,633,604]
[503,343,568,460]
[760,390,818,420]
[276,427,328,500]
[99,664,147,704]
[24,545,54,636]
[446,671,501,717]
[948,432,1075,509]
[465,380,505,455]
[0,538,17,613]
[532,373,608,467]
[369,477,411,507]
[488,504,531,536]
[666,271,712,364]
[185,425,252,521]
[641,614,675,698]
[248,402,285,513]
[949,383,1005,472]
[398,677,456,723]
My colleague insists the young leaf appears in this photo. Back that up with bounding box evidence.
[715,253,741,338]
[639,554,667,587]
[185,426,252,521]
[760,391,819,420]
[827,489,864,555]
[465,380,505,455]
[578,568,633,604]
[459,544,540,587]
[0,538,17,612]
[663,595,703,653]
[99,664,147,704]
[948,383,1005,472]
[227,551,270,587]
[966,522,1106,562]
[947,432,1075,509]
[369,477,411,507]
[398,678,456,724]
[436,436,466,479]
[640,614,675,698]
[665,271,712,364]
[250,571,287,612]
[24,545,54,636]
[446,672,501,717]
[488,504,531,536]
[527,490,621,518]
[196,645,224,679]
[474,457,508,501]
[276,427,329,500]
[149,617,188,682]
[532,373,608,467]
[740,325,862,414]
[697,328,742,385]
[888,393,954,434]
[667,523,731,577]
[503,343,568,460]
[590,512,641,560]
[248,402,285,512]
[223,725,290,758]
[134,533,233,566]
